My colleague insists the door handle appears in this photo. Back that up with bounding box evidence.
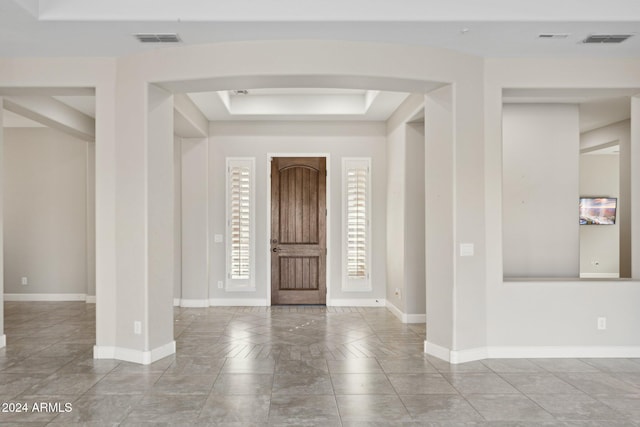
[272,247,281,253]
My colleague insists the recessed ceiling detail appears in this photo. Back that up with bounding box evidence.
[133,33,182,43]
[218,88,377,116]
[188,88,410,122]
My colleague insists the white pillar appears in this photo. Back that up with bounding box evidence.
[147,84,176,356]
[180,138,210,306]
[94,78,175,364]
[424,86,455,359]
[0,100,6,348]
[631,95,640,279]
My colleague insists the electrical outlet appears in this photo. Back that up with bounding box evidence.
[395,288,401,297]
[218,281,224,289]
[21,277,28,286]
[597,317,607,330]
[134,321,142,335]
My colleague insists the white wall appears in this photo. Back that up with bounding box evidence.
[502,104,580,278]
[404,121,426,315]
[385,94,426,318]
[0,41,488,360]
[386,115,406,311]
[173,136,182,300]
[579,154,619,277]
[180,137,209,304]
[486,58,640,354]
[0,104,4,338]
[581,120,631,278]
[3,127,91,295]
[86,142,96,297]
[204,121,388,304]
[146,85,175,352]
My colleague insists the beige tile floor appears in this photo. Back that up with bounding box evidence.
[0,301,639,426]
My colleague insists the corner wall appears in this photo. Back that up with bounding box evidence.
[580,120,631,278]
[385,94,426,321]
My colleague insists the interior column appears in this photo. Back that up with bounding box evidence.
[0,100,5,348]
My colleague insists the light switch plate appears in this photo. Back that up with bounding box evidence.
[214,234,223,243]
[460,243,474,257]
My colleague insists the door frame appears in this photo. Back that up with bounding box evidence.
[266,153,331,306]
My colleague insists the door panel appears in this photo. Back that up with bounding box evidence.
[271,157,326,305]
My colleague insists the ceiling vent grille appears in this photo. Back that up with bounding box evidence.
[134,33,182,43]
[582,34,633,44]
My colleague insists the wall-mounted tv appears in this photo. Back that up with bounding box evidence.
[579,197,617,225]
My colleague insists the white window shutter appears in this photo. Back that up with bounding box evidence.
[226,158,255,290]
[342,158,372,291]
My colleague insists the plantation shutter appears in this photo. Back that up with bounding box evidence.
[344,159,370,282]
[227,159,254,285]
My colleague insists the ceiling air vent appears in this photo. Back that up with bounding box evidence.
[134,33,182,43]
[538,33,570,39]
[582,34,633,44]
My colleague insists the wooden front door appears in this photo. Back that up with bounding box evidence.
[271,157,326,305]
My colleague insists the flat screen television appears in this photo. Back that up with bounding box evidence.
[579,197,617,225]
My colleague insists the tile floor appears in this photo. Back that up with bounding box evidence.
[0,301,639,426]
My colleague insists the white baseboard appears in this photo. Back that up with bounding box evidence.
[424,340,451,362]
[386,300,404,321]
[487,346,640,359]
[406,313,427,323]
[424,340,450,362]
[175,297,388,308]
[329,298,386,307]
[579,272,620,279]
[209,298,267,306]
[4,293,88,302]
[424,342,640,364]
[85,295,96,304]
[179,299,210,308]
[386,300,426,323]
[94,341,176,365]
[0,335,6,349]
[451,347,489,364]
[424,344,490,364]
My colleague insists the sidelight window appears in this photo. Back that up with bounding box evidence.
[226,158,255,290]
[342,158,372,291]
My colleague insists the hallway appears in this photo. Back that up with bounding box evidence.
[1,302,640,425]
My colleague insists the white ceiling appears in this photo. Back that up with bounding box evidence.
[1,0,640,58]
[2,2,639,128]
